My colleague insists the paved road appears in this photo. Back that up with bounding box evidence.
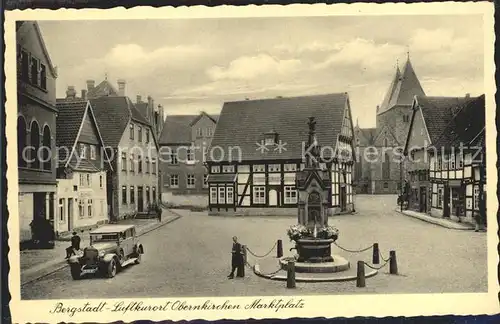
[21,195,487,299]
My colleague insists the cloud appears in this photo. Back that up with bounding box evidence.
[206,54,304,81]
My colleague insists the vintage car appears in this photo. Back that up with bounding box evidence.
[67,224,144,280]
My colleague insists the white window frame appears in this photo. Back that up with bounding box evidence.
[207,127,213,137]
[170,152,178,165]
[211,165,220,173]
[210,187,217,203]
[284,163,297,172]
[284,186,297,204]
[58,198,65,222]
[79,174,85,187]
[79,143,87,159]
[186,148,195,164]
[79,199,85,218]
[197,128,203,137]
[129,154,135,172]
[265,137,275,145]
[253,164,265,173]
[268,164,280,172]
[253,186,266,204]
[203,174,208,188]
[86,173,91,186]
[218,187,226,204]
[226,187,234,204]
[170,174,179,188]
[87,199,93,217]
[187,174,196,188]
[89,144,97,160]
[222,165,235,173]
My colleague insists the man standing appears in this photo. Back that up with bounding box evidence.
[66,231,81,259]
[228,236,244,279]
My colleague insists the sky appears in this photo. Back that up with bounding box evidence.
[38,15,484,128]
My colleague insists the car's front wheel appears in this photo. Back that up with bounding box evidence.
[107,259,117,278]
[134,253,141,264]
[70,264,81,280]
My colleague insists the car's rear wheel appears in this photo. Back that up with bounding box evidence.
[70,264,81,280]
[107,259,117,278]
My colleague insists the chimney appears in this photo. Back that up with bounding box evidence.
[81,89,87,100]
[465,93,470,98]
[86,80,95,92]
[66,86,76,99]
[117,79,126,96]
[137,95,142,103]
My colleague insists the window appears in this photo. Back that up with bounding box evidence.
[211,166,220,173]
[129,154,135,172]
[197,128,203,137]
[210,187,217,203]
[227,187,234,204]
[146,129,150,143]
[450,154,455,170]
[21,50,29,82]
[89,145,96,160]
[442,155,448,170]
[42,126,51,170]
[187,174,195,188]
[218,187,226,204]
[79,199,84,217]
[30,121,40,169]
[437,188,443,208]
[203,174,208,187]
[253,173,266,185]
[383,182,388,189]
[284,186,297,204]
[222,165,235,173]
[17,116,27,167]
[384,138,388,148]
[79,174,85,187]
[129,123,134,140]
[152,158,157,174]
[99,175,103,188]
[138,126,142,142]
[170,152,178,165]
[88,199,93,217]
[137,155,142,173]
[152,187,156,203]
[86,173,91,186]
[284,164,297,172]
[207,127,213,137]
[457,153,463,169]
[253,186,266,204]
[31,57,39,85]
[58,199,65,222]
[79,143,87,159]
[186,148,195,163]
[268,164,280,172]
[437,157,442,171]
[121,152,127,171]
[122,186,127,204]
[382,153,390,179]
[253,164,265,172]
[265,137,275,145]
[130,186,135,204]
[474,187,480,210]
[40,64,47,90]
[170,174,179,188]
[145,157,150,173]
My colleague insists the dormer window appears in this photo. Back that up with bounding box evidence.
[264,129,278,145]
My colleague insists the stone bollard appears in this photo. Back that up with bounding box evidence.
[277,239,283,258]
[238,245,247,277]
[372,243,380,264]
[389,250,398,275]
[287,261,296,289]
[356,261,366,288]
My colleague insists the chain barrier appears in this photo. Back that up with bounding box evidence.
[379,251,390,262]
[363,258,391,270]
[245,261,282,277]
[333,242,374,253]
[246,242,277,259]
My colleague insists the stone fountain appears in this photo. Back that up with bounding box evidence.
[281,116,350,274]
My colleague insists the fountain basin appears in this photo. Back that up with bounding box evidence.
[295,238,335,263]
[280,255,350,273]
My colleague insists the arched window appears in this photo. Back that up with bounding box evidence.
[382,153,390,179]
[30,120,40,169]
[384,138,388,148]
[17,116,27,167]
[42,125,51,171]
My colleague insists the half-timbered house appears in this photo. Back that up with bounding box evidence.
[428,94,485,224]
[403,95,474,213]
[205,93,356,216]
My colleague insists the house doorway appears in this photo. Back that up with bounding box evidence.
[419,187,427,212]
[33,192,46,219]
[443,185,450,218]
[137,186,144,212]
[67,198,73,231]
[268,189,278,206]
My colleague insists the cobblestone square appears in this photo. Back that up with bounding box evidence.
[21,195,487,299]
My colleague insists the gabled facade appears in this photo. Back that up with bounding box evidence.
[16,21,59,243]
[403,95,475,213]
[158,112,218,199]
[205,93,356,216]
[55,100,113,235]
[427,95,485,224]
[353,55,425,194]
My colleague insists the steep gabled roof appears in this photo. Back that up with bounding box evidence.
[87,79,119,99]
[189,111,218,126]
[18,21,58,77]
[207,93,350,162]
[416,95,474,145]
[158,112,219,145]
[355,127,378,146]
[378,57,425,115]
[135,102,150,121]
[432,95,485,150]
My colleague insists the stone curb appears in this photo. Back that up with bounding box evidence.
[20,212,182,287]
[253,264,378,282]
[395,208,474,230]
